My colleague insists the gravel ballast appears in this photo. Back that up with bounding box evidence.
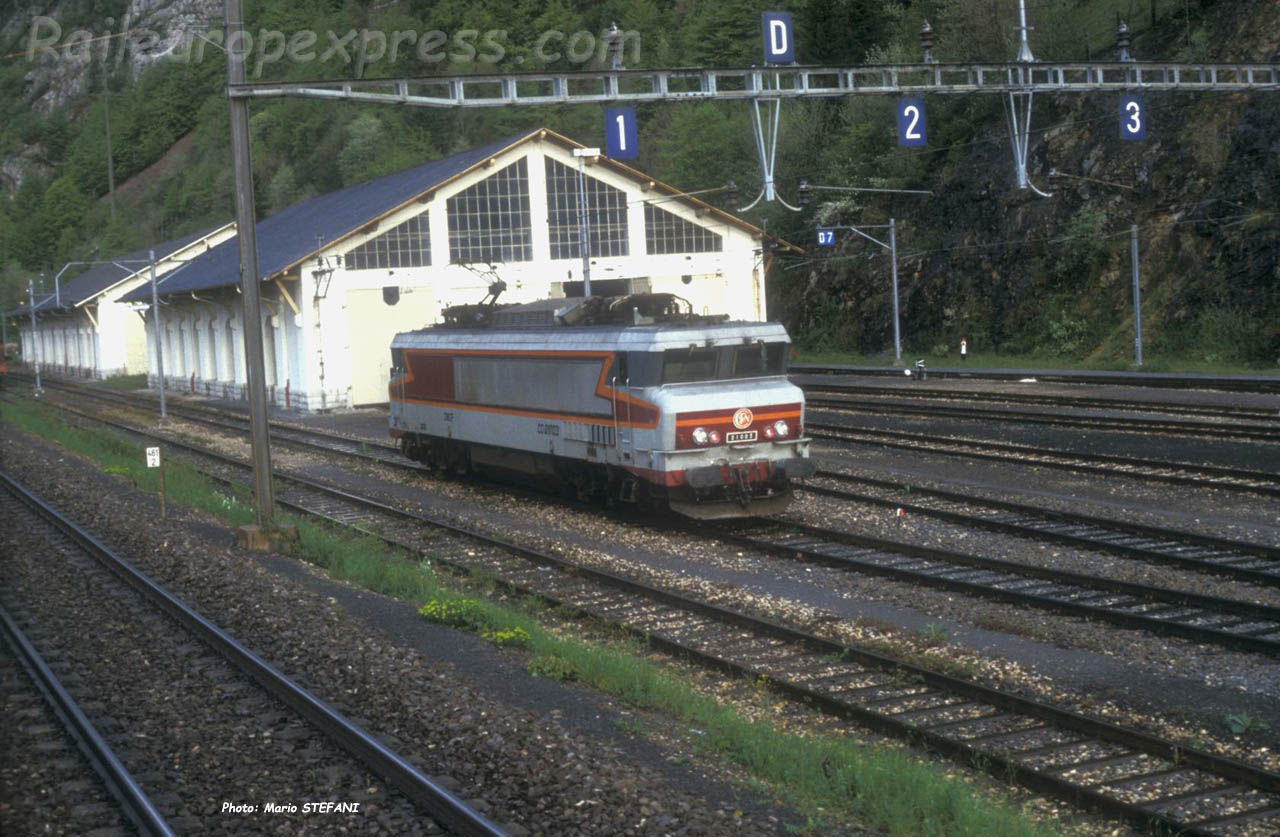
[0,431,790,836]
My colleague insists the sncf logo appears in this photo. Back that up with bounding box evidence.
[732,408,754,429]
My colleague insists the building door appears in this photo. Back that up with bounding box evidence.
[345,285,435,406]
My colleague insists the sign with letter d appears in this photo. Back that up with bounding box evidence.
[762,12,793,64]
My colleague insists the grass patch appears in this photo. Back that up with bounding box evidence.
[96,373,148,391]
[1,398,256,527]
[4,395,1062,836]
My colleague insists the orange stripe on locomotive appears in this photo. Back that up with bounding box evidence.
[390,348,661,428]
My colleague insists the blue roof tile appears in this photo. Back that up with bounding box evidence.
[18,226,226,315]
[121,129,539,303]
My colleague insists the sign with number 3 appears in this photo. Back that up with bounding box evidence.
[1120,94,1146,141]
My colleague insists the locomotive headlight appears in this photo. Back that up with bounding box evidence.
[692,427,710,446]
[708,429,722,445]
[773,420,790,438]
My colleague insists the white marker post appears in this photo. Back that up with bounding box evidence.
[146,446,167,519]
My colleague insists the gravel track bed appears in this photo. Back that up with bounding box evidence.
[788,487,1280,609]
[0,489,429,836]
[0,639,132,837]
[790,373,1280,413]
[221,434,1280,773]
[268,403,1280,548]
[118,401,1280,773]
[0,432,784,836]
[805,405,1280,473]
[814,441,1280,544]
[30,392,1280,808]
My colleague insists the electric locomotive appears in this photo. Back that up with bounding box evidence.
[388,292,813,518]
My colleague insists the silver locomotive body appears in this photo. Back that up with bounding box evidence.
[389,295,813,518]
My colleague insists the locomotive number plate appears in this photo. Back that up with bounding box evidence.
[726,430,758,443]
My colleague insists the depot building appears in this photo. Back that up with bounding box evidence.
[85,127,793,411]
[11,225,235,381]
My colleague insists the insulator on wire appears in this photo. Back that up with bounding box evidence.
[607,22,624,70]
[1117,21,1134,62]
[920,21,936,64]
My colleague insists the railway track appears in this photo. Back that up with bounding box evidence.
[0,471,507,837]
[708,517,1280,657]
[807,419,1280,497]
[20,387,1280,835]
[803,471,1280,587]
[0,603,172,836]
[789,364,1280,394]
[795,380,1280,422]
[23,374,1280,497]
[803,393,1280,442]
[26,383,1280,656]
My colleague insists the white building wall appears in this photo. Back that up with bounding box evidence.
[137,138,778,412]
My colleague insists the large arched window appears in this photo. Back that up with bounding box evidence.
[644,204,723,254]
[545,158,629,259]
[447,158,532,263]
[344,210,431,270]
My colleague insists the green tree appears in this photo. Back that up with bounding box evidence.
[338,114,386,185]
[40,176,92,261]
[11,175,52,269]
[798,0,889,64]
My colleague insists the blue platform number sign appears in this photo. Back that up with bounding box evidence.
[897,98,926,147]
[1119,94,1146,141]
[605,106,638,159]
[762,12,794,64]
[816,228,836,247]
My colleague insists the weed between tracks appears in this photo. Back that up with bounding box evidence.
[2,397,1065,837]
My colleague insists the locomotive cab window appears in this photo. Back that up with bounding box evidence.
[661,348,718,383]
[731,342,786,378]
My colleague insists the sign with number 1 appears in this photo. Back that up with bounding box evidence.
[605,107,637,159]
[897,98,926,147]
[1119,94,1146,141]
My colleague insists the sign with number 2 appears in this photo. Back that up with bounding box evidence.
[897,98,926,147]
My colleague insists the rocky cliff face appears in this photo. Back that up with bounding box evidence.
[782,0,1279,364]
[13,0,220,113]
[4,0,219,193]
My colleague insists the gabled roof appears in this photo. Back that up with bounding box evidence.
[121,126,795,304]
[17,225,230,316]
[122,129,540,302]
[535,127,799,253]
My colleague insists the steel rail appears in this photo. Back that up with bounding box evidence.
[805,471,1280,586]
[31,375,1278,494]
[804,395,1280,442]
[24,389,1280,835]
[26,386,1280,650]
[262,479,1280,836]
[795,380,1280,421]
[0,472,509,837]
[711,518,1280,656]
[0,603,175,837]
[791,364,1280,393]
[808,421,1280,496]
